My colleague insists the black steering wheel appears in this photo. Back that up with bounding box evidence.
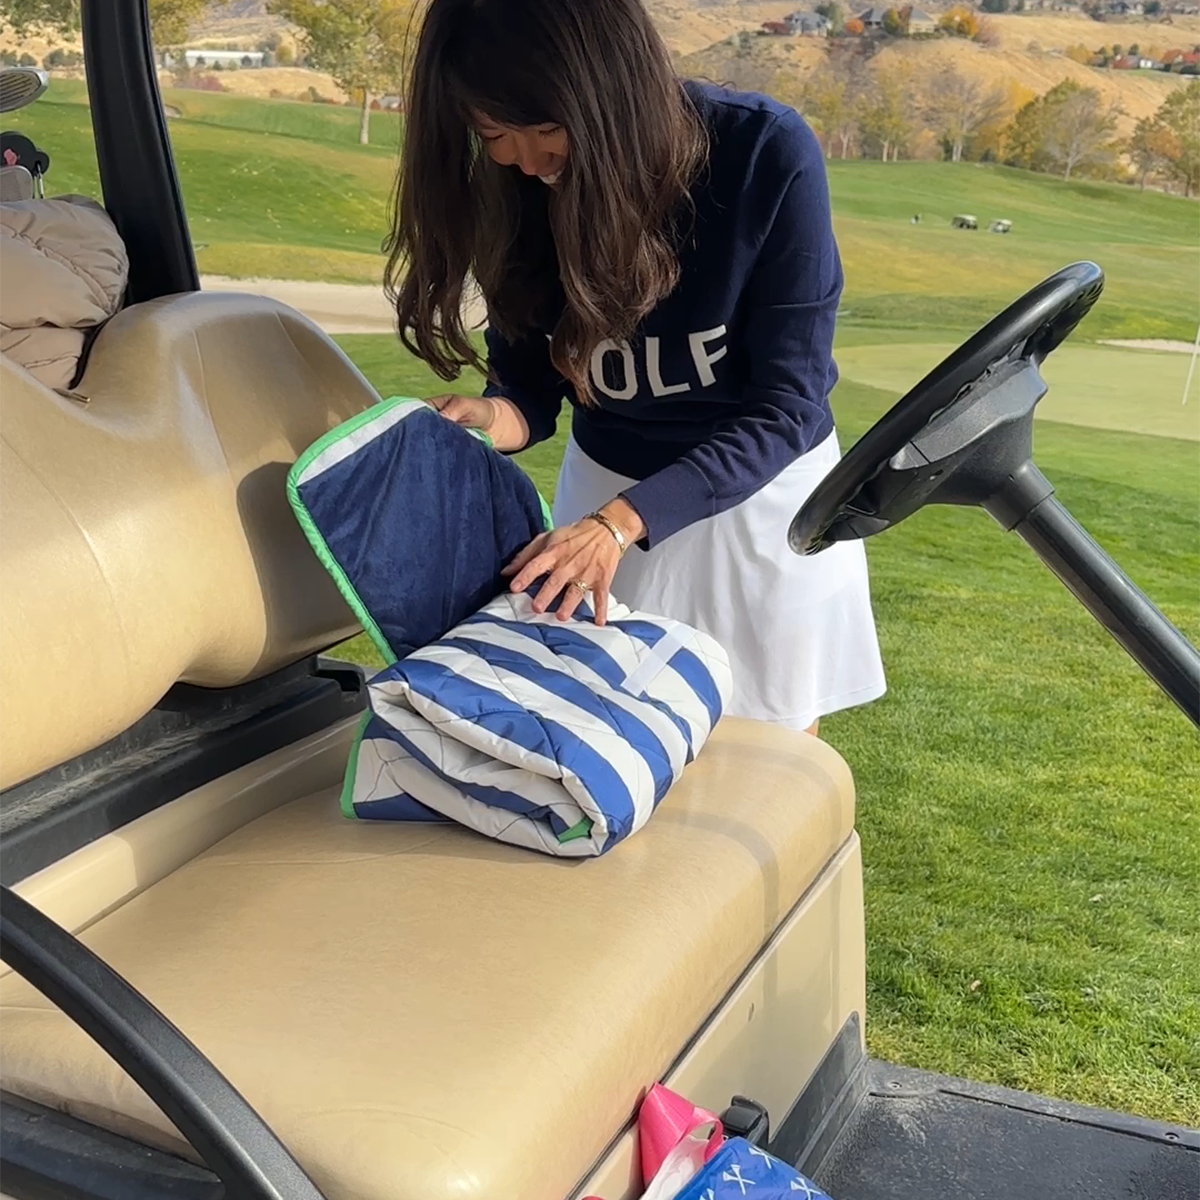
[790,261,1105,555]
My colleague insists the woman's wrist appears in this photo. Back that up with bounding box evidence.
[598,497,646,545]
[488,395,531,453]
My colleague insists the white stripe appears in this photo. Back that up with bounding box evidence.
[454,620,690,780]
[622,624,696,695]
[296,399,427,485]
[356,735,602,856]
[376,642,657,829]
[369,676,616,840]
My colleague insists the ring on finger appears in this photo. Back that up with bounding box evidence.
[570,578,591,593]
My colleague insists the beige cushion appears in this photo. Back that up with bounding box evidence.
[0,292,377,789]
[0,196,128,390]
[0,719,854,1200]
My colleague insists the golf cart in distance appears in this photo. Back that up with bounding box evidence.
[0,5,1196,1199]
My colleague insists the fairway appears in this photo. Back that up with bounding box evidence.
[836,342,1200,441]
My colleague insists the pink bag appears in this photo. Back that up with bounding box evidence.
[638,1084,724,1185]
[583,1084,723,1200]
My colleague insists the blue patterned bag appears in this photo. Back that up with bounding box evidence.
[673,1138,831,1200]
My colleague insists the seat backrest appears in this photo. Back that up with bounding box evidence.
[0,292,379,789]
[0,165,33,202]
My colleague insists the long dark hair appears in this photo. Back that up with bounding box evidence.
[386,0,707,403]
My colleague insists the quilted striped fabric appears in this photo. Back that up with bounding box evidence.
[348,590,732,857]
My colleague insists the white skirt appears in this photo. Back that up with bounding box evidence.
[553,432,887,731]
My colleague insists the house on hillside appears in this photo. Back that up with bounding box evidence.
[785,10,831,34]
[858,5,889,29]
[907,7,938,32]
[181,49,264,68]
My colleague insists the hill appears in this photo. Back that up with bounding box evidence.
[679,26,1191,139]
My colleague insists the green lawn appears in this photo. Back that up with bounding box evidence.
[837,342,1200,441]
[335,329,1200,1127]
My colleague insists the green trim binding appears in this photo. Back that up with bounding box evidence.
[340,712,372,819]
[557,816,593,844]
[288,395,554,664]
[287,396,427,666]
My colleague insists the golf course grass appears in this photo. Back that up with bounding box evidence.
[5,80,1197,1125]
[836,340,1200,441]
[336,329,1200,1126]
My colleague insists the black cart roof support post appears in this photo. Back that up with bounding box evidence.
[81,0,199,302]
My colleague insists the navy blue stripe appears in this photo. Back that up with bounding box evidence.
[460,614,627,688]
[386,659,636,845]
[610,619,724,729]
[439,635,676,810]
[459,615,696,761]
[380,721,573,835]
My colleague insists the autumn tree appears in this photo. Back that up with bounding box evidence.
[938,5,980,38]
[267,0,413,144]
[845,17,865,35]
[882,7,905,35]
[858,64,917,160]
[0,0,208,49]
[1129,114,1179,189]
[923,68,1009,162]
[1043,85,1120,179]
[801,62,864,158]
[1155,84,1200,196]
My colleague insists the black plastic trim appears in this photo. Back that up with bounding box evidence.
[0,888,326,1199]
[0,660,364,887]
[0,1090,224,1200]
[769,1012,869,1178]
[81,0,199,301]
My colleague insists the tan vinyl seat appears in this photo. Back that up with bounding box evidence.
[0,292,376,790]
[0,718,855,1200]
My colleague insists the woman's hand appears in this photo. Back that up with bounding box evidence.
[428,394,530,453]
[504,499,645,626]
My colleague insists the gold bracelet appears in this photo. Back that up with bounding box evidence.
[586,510,629,556]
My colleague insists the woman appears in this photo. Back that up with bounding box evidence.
[386,0,885,735]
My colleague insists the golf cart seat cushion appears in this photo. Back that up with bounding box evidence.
[0,718,854,1200]
[0,292,376,790]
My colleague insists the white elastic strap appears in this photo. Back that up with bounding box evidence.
[622,625,695,696]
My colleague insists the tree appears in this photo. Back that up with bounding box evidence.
[801,62,864,158]
[882,7,905,35]
[845,17,865,34]
[1129,114,1179,188]
[980,0,1010,13]
[1066,43,1093,64]
[267,0,413,145]
[938,5,980,38]
[816,1,846,33]
[858,64,917,160]
[275,41,295,65]
[1043,85,1120,178]
[1144,0,1161,13]
[1155,84,1200,195]
[923,69,1009,161]
[0,0,208,48]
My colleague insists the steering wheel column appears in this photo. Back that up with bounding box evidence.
[791,262,1200,728]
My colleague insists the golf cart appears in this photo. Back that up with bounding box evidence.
[951,213,978,230]
[0,6,1196,1199]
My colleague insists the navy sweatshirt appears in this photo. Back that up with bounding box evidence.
[484,81,841,548]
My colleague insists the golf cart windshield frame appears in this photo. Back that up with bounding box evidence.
[82,0,198,303]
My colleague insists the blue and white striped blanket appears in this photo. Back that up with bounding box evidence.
[350,591,731,856]
[288,395,731,857]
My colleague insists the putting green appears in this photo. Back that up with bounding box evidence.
[835,343,1200,442]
